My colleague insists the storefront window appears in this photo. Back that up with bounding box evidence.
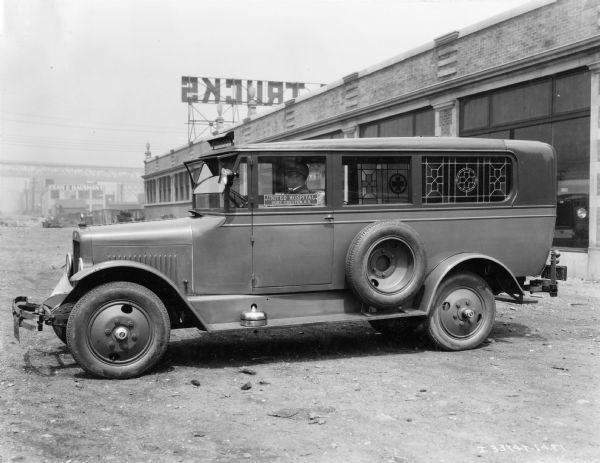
[415,110,435,136]
[145,179,156,204]
[460,69,590,249]
[360,124,378,138]
[307,131,344,140]
[554,72,591,114]
[359,108,434,137]
[553,118,590,181]
[462,96,488,131]
[380,114,412,137]
[491,80,551,125]
[513,123,552,145]
[158,176,171,203]
[473,130,510,139]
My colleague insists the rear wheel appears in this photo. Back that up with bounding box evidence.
[66,282,171,379]
[426,272,495,351]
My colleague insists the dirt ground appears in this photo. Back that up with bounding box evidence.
[1,221,599,463]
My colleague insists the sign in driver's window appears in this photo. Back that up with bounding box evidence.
[257,156,326,208]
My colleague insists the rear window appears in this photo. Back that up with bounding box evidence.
[422,155,512,204]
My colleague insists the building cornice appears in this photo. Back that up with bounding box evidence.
[231,0,556,131]
[259,35,600,142]
[143,162,193,179]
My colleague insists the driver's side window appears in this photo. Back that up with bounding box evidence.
[257,155,326,208]
[227,157,249,209]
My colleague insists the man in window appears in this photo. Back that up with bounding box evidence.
[284,160,312,194]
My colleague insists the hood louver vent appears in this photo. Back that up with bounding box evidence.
[107,254,178,282]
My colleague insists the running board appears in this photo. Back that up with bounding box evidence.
[204,310,427,332]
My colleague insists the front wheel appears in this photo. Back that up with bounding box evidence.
[426,272,495,351]
[66,282,171,379]
[51,303,73,345]
[52,325,67,344]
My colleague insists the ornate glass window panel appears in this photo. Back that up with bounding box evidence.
[422,155,512,204]
[343,156,410,205]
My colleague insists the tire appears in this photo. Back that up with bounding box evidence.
[52,325,67,344]
[368,317,424,339]
[66,282,171,379]
[51,303,73,345]
[346,221,426,309]
[426,272,495,351]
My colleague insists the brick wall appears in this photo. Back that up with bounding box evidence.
[233,0,597,143]
[457,0,598,76]
[438,108,454,136]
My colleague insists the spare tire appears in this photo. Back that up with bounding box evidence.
[345,220,426,309]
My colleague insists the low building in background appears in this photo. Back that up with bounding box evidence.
[143,0,600,279]
[0,161,144,225]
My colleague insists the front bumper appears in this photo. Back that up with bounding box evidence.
[12,296,52,342]
[12,270,74,342]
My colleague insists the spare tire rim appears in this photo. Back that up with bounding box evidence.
[439,287,485,338]
[87,299,154,365]
[365,237,415,294]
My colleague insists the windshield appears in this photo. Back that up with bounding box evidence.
[187,154,248,212]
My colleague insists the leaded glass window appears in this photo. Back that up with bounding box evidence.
[422,155,512,204]
[343,156,410,205]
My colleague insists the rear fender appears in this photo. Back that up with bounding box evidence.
[417,253,523,314]
[64,260,207,330]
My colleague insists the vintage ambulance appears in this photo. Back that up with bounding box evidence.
[13,136,563,378]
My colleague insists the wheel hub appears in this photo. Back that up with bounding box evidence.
[458,307,475,320]
[439,289,484,337]
[113,326,129,340]
[87,301,153,364]
[366,238,414,293]
[370,249,395,278]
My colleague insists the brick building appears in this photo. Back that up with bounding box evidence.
[144,0,600,278]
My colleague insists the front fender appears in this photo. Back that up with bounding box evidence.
[72,259,178,285]
[41,270,75,310]
[38,260,189,317]
[417,253,523,315]
[71,260,186,300]
[66,260,207,329]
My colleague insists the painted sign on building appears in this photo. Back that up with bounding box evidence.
[181,76,323,106]
[48,184,102,192]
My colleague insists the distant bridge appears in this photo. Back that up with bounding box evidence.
[0,160,143,182]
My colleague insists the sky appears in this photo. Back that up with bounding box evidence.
[1,0,533,168]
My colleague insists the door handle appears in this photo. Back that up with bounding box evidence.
[324,214,334,221]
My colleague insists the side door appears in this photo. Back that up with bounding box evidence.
[190,155,254,294]
[250,152,334,291]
